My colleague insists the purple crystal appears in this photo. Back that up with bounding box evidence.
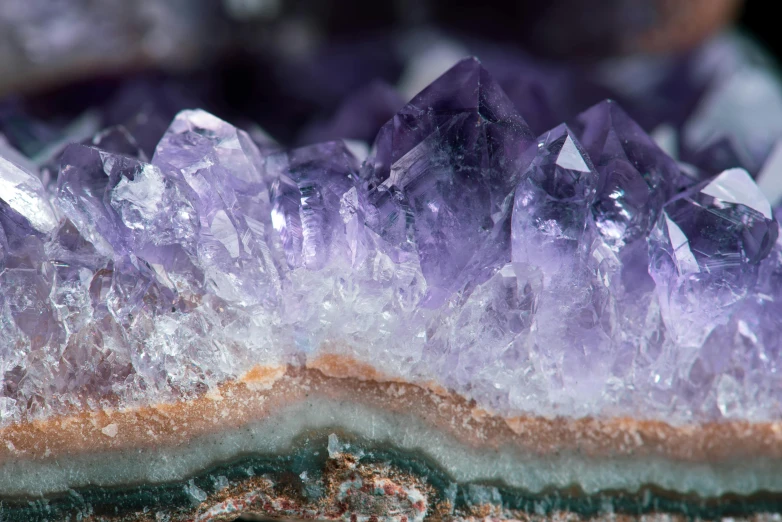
[338,184,376,268]
[362,57,535,303]
[649,168,778,347]
[90,125,148,160]
[0,149,57,240]
[269,141,358,270]
[0,236,63,350]
[152,109,282,306]
[7,36,782,434]
[56,143,195,268]
[570,100,678,250]
[690,243,782,418]
[57,144,149,256]
[512,124,597,270]
[55,145,188,319]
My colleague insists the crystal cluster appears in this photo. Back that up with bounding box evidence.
[2,57,782,425]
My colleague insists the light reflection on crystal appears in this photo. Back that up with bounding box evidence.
[1,58,782,427]
[649,168,778,348]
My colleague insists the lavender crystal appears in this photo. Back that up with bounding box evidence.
[650,168,778,347]
[362,57,535,304]
[1,57,781,426]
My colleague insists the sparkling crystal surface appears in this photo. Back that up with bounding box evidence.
[570,99,678,250]
[513,124,599,251]
[512,123,597,270]
[0,150,57,237]
[270,141,359,270]
[151,109,282,307]
[649,168,778,347]
[2,57,782,427]
[362,58,535,304]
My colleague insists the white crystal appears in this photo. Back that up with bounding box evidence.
[664,213,700,276]
[184,479,207,503]
[556,135,591,172]
[700,168,772,219]
[101,423,119,438]
[0,154,57,233]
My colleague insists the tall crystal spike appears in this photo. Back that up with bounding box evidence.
[361,57,535,305]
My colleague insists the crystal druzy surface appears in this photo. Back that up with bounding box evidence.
[1,57,782,426]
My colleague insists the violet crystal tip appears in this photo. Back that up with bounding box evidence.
[569,99,680,250]
[650,167,779,346]
[362,57,536,303]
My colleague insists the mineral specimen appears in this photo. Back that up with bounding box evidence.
[2,58,782,521]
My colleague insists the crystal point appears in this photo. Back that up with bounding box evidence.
[363,58,535,302]
[570,100,678,250]
[512,124,597,270]
[0,149,58,236]
[649,168,778,346]
[270,141,359,270]
[151,109,282,306]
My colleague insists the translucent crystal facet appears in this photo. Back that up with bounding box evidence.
[570,100,678,250]
[0,151,57,237]
[512,123,597,271]
[5,53,782,433]
[362,58,535,304]
[270,141,359,270]
[57,144,160,257]
[152,109,282,306]
[649,168,778,347]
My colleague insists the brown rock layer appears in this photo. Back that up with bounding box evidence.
[2,356,782,466]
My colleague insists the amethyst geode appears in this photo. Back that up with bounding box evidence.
[1,57,781,425]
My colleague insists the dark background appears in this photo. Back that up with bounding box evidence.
[740,1,781,58]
